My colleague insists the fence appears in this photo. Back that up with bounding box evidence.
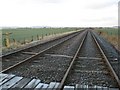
[2,32,61,49]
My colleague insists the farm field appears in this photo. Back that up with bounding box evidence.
[2,28,76,47]
[95,28,119,50]
[96,28,118,36]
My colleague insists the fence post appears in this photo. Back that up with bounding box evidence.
[24,38,26,44]
[31,36,33,42]
[37,35,39,40]
[2,32,12,48]
[42,34,43,39]
[4,38,10,48]
[4,38,6,47]
[13,38,17,46]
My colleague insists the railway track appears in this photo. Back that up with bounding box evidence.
[1,30,87,82]
[1,30,119,89]
[58,30,120,89]
[1,30,83,72]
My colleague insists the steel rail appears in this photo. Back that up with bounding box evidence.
[91,31,120,88]
[57,31,88,89]
[1,31,82,73]
[58,30,120,89]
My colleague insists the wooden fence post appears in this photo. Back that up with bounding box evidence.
[2,32,12,48]
[42,34,43,39]
[24,38,26,44]
[31,36,33,42]
[13,38,17,46]
[37,35,39,40]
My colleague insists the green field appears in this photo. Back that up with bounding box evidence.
[96,28,118,36]
[2,28,76,46]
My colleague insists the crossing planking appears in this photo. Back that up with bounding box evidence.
[0,73,119,90]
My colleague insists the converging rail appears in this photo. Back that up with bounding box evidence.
[57,30,88,89]
[91,32,120,87]
[58,30,120,89]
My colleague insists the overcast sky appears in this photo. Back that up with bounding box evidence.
[0,0,119,27]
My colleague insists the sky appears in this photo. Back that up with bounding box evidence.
[0,0,119,27]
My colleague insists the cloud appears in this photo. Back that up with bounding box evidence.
[40,0,65,4]
[87,0,118,9]
[0,0,118,27]
[82,17,116,22]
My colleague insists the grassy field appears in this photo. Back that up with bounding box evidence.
[96,28,118,36]
[2,28,77,47]
[95,28,119,49]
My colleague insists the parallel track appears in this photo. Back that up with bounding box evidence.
[1,30,119,89]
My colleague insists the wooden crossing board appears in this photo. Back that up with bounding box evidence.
[0,73,119,90]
